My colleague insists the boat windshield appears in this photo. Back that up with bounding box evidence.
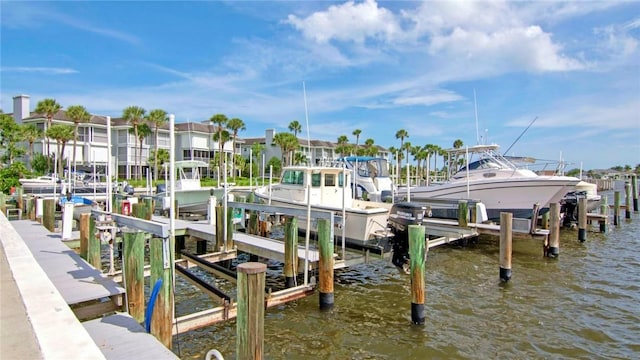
[346,158,390,178]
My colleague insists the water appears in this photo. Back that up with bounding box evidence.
[169,190,640,359]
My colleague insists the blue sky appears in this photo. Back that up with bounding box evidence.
[1,0,638,170]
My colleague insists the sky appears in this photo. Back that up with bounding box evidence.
[1,0,639,170]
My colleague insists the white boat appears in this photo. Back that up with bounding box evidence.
[335,156,395,202]
[561,180,602,224]
[154,160,224,215]
[254,165,391,249]
[19,175,61,186]
[398,144,581,220]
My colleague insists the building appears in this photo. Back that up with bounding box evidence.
[9,94,388,180]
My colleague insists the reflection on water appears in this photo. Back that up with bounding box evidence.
[170,192,640,359]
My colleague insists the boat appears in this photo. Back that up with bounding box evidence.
[560,181,602,225]
[19,175,61,186]
[154,160,224,216]
[59,193,100,219]
[397,144,581,220]
[253,165,392,249]
[335,156,395,202]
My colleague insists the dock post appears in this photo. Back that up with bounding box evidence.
[215,204,224,251]
[625,182,632,220]
[132,202,150,220]
[541,211,549,230]
[614,191,621,225]
[150,237,175,349]
[248,211,258,235]
[547,203,560,258]
[114,197,123,215]
[226,206,234,250]
[26,196,35,220]
[632,174,638,212]
[318,218,334,310]
[123,229,145,323]
[87,215,101,268]
[283,216,299,289]
[143,197,154,218]
[79,213,90,260]
[578,197,587,242]
[408,224,426,325]
[499,212,513,282]
[43,198,56,232]
[174,199,179,219]
[16,187,23,212]
[236,262,266,360]
[457,200,468,227]
[599,195,608,233]
[208,195,217,225]
[62,201,74,240]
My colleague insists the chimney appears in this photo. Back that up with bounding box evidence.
[12,94,30,124]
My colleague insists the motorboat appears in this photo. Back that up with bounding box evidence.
[560,181,602,224]
[59,194,100,219]
[253,165,392,249]
[18,175,61,186]
[154,160,224,216]
[335,156,395,202]
[397,144,581,220]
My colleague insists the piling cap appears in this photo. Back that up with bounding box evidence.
[238,262,267,274]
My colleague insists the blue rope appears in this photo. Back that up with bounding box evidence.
[145,279,163,333]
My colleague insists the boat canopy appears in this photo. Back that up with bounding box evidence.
[163,160,209,169]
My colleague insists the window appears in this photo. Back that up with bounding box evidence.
[311,173,321,187]
[282,170,305,185]
[324,174,335,186]
[338,172,345,187]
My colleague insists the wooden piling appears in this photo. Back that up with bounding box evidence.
[87,215,101,269]
[499,212,513,282]
[16,187,23,211]
[26,197,35,220]
[578,197,587,242]
[283,216,298,289]
[43,198,56,232]
[236,262,267,360]
[614,191,620,225]
[150,237,174,349]
[123,230,145,323]
[541,211,550,230]
[457,200,468,227]
[318,218,334,310]
[114,197,123,215]
[248,211,258,235]
[215,204,224,251]
[625,182,632,220]
[79,213,90,260]
[599,195,608,233]
[632,174,638,212]
[143,197,154,217]
[547,203,560,258]
[408,224,426,325]
[226,207,234,250]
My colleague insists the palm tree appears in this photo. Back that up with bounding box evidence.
[122,106,146,180]
[395,129,409,183]
[209,114,229,180]
[363,138,377,156]
[146,109,168,181]
[336,135,350,157]
[212,129,231,179]
[273,132,298,166]
[35,98,62,169]
[352,129,361,155]
[66,105,90,175]
[288,120,302,138]
[21,124,43,171]
[403,141,412,184]
[130,123,152,180]
[46,124,74,179]
[227,117,246,180]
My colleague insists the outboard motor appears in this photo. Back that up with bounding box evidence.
[124,184,135,196]
[156,183,167,194]
[387,202,426,272]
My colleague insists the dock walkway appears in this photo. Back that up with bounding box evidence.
[0,214,177,359]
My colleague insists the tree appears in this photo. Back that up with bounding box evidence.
[363,138,377,156]
[267,156,282,177]
[34,98,61,169]
[395,129,409,183]
[336,135,350,157]
[227,117,246,180]
[46,124,74,179]
[148,148,170,179]
[146,109,168,182]
[0,162,29,194]
[403,141,412,182]
[21,123,43,171]
[122,106,146,180]
[293,151,307,165]
[453,139,464,149]
[209,114,229,179]
[352,129,361,155]
[66,105,91,175]
[212,129,231,178]
[273,132,298,166]
[288,120,302,138]
[251,143,265,179]
[130,123,152,180]
[0,113,25,165]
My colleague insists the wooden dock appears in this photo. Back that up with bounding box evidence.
[3,216,177,359]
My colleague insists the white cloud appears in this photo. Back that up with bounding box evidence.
[1,67,78,75]
[286,0,402,44]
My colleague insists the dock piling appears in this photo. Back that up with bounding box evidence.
[632,174,638,212]
[614,191,620,225]
[79,213,90,259]
[408,224,426,325]
[499,212,513,282]
[578,197,587,242]
[88,215,101,268]
[625,182,632,220]
[318,218,334,310]
[599,195,608,233]
[236,262,267,360]
[123,229,145,323]
[215,204,224,251]
[283,216,298,289]
[547,203,560,258]
[457,200,468,227]
[150,237,175,349]
[43,198,55,232]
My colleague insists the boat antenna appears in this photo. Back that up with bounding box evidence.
[503,116,538,155]
[303,81,311,165]
[474,88,480,144]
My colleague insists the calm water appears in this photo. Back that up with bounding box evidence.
[168,190,640,359]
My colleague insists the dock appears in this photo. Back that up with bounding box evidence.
[0,213,177,359]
